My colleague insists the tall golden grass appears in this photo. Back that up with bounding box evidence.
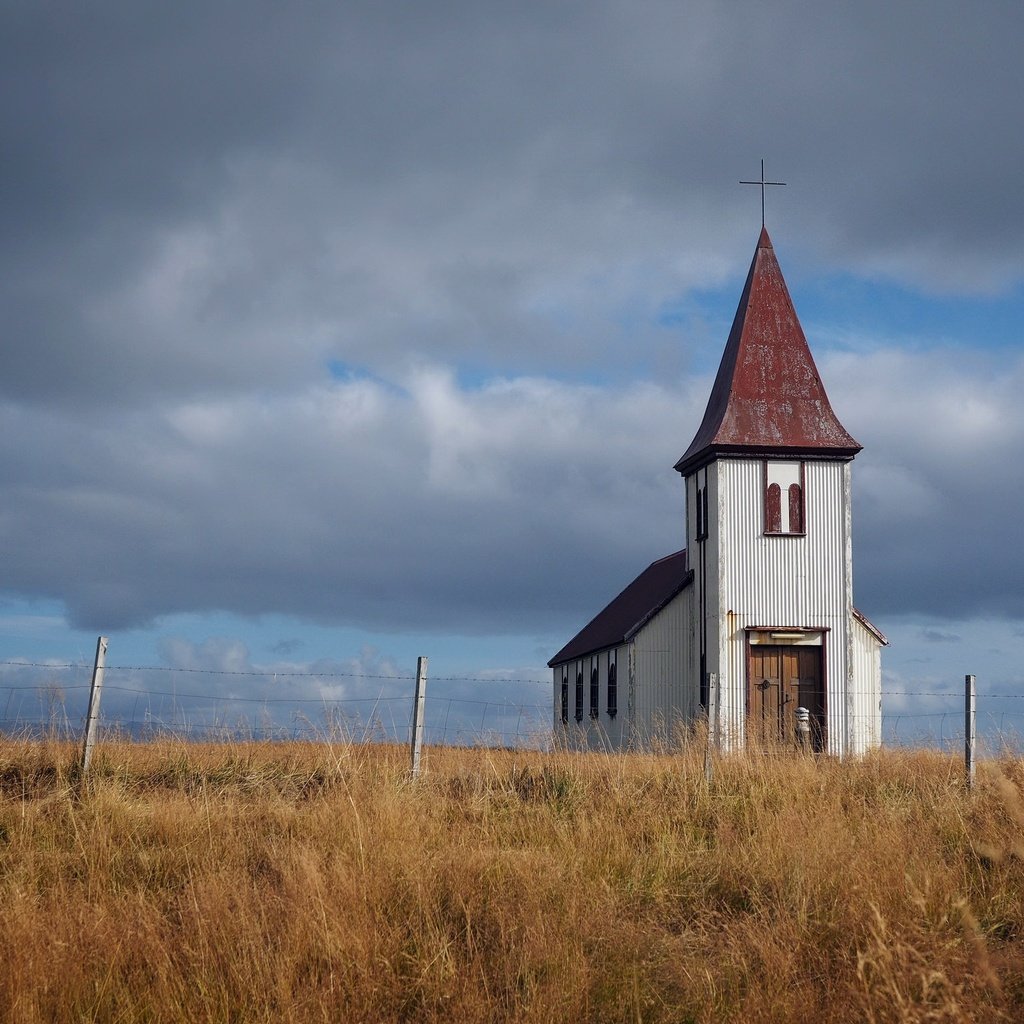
[0,735,1022,1023]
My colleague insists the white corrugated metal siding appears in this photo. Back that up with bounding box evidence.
[712,458,857,755]
[552,454,882,756]
[630,587,696,750]
[850,617,883,751]
[551,645,630,751]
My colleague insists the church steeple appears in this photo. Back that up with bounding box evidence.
[675,228,860,475]
[549,221,884,758]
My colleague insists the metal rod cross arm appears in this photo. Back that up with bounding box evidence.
[740,159,786,226]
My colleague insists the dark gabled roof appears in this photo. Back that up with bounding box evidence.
[548,550,692,667]
[675,226,861,475]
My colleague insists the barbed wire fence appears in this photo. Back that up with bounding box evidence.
[2,639,1022,778]
[0,645,553,753]
[882,686,1024,751]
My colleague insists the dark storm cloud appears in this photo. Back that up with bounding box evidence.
[5,1,1024,403]
[3,1,1024,635]
[918,629,963,645]
[0,372,693,631]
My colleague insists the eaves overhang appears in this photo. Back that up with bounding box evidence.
[675,442,861,477]
[853,608,889,646]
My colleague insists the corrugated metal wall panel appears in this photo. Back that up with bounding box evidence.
[718,461,850,623]
[850,617,882,751]
[552,646,632,752]
[714,459,855,755]
[630,588,696,750]
[552,456,882,757]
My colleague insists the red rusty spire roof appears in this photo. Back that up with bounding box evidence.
[674,227,861,475]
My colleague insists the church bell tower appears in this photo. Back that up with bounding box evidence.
[675,227,882,755]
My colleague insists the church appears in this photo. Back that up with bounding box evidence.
[549,226,886,756]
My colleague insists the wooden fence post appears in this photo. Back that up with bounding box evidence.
[410,656,428,778]
[704,672,719,783]
[965,673,976,791]
[80,636,109,781]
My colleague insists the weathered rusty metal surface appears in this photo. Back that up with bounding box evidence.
[675,227,861,475]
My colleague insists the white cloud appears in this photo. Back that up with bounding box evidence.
[0,367,690,631]
[1,340,1023,635]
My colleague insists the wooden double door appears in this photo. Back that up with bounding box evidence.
[748,645,825,751]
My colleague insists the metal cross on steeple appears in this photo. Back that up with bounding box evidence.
[740,160,786,226]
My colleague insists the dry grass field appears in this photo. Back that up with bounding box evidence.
[1,735,1023,1023]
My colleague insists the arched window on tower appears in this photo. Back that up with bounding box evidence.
[764,461,805,535]
[765,483,782,533]
[788,483,804,533]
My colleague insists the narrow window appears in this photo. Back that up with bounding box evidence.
[766,482,782,533]
[589,665,599,719]
[575,672,583,722]
[695,484,709,541]
[607,662,617,718]
[560,674,568,725]
[788,483,804,533]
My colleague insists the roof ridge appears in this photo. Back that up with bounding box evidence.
[649,548,687,566]
[548,550,691,666]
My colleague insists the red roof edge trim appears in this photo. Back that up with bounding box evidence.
[853,608,889,646]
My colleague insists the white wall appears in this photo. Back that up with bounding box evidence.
[551,643,628,751]
[708,458,859,755]
[550,585,697,752]
[552,455,882,756]
[851,616,883,752]
[629,587,697,750]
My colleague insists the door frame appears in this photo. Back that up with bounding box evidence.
[745,627,828,751]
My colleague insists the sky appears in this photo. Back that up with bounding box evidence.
[3,0,1024,746]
